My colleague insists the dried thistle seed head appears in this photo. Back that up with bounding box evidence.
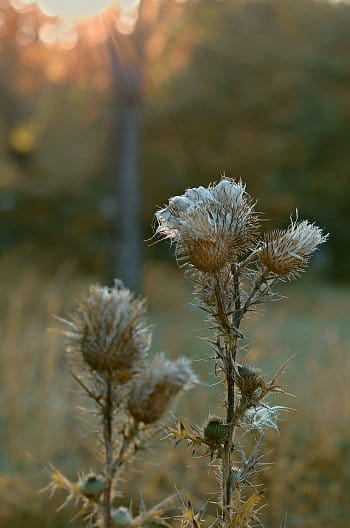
[61,281,151,383]
[203,416,229,444]
[260,218,328,279]
[78,473,104,500]
[236,364,265,404]
[179,236,235,274]
[128,354,198,424]
[111,506,133,526]
[155,178,259,273]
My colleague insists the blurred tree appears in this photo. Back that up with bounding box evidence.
[0,0,189,288]
[109,35,143,291]
[107,0,189,291]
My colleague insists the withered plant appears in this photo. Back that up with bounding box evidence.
[44,280,197,527]
[155,178,327,527]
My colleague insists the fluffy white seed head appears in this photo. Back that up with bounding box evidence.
[260,218,328,279]
[155,178,258,273]
[60,281,151,383]
[128,354,198,424]
[245,405,290,432]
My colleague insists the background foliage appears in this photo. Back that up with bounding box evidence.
[1,0,349,279]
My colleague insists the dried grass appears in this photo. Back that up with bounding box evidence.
[0,258,349,527]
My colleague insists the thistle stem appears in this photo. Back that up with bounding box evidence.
[214,269,242,522]
[103,378,114,528]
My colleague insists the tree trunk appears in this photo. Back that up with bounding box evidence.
[109,40,143,292]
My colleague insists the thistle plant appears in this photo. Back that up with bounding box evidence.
[155,178,327,527]
[45,280,197,527]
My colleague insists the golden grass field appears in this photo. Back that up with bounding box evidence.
[0,257,349,527]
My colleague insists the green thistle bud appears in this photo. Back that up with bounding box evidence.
[78,473,104,500]
[230,469,241,484]
[111,506,133,526]
[237,364,254,378]
[203,417,229,444]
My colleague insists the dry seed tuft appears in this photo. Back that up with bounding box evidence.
[60,281,151,383]
[235,364,265,406]
[236,364,265,405]
[260,219,328,279]
[128,354,197,424]
[155,178,259,273]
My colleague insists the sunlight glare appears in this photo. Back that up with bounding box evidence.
[34,0,115,19]
[118,0,140,8]
[10,0,30,11]
[116,6,138,34]
[38,21,58,44]
[16,16,36,45]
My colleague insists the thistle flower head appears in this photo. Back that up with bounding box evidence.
[128,354,198,424]
[155,178,258,273]
[260,217,328,279]
[60,281,151,383]
[236,364,265,405]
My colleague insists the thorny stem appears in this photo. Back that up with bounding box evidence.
[71,371,103,406]
[233,265,242,323]
[102,408,160,527]
[215,266,276,521]
[113,425,160,479]
[242,271,267,316]
[103,377,114,528]
[237,247,261,272]
[214,266,242,523]
[112,426,136,477]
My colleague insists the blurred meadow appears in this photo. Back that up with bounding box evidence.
[0,0,350,526]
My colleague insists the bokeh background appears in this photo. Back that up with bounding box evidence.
[0,0,349,526]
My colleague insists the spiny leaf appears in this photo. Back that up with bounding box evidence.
[164,422,189,443]
[164,422,215,450]
[234,491,264,527]
[181,500,201,528]
[280,513,288,528]
[268,354,297,389]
